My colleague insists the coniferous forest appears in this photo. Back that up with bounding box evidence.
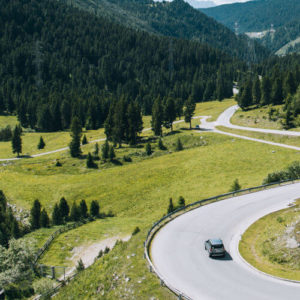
[0,0,244,133]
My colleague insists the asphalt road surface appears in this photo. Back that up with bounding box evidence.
[217,105,300,137]
[151,183,300,300]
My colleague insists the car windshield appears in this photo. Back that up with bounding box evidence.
[212,244,223,249]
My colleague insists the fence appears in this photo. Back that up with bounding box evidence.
[34,220,90,264]
[144,178,300,300]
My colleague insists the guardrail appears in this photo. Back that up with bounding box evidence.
[144,178,300,300]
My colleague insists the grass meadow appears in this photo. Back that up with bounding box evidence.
[240,199,300,281]
[217,126,300,147]
[1,98,299,298]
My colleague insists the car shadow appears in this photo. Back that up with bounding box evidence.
[211,252,233,261]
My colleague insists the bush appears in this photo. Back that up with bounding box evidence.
[145,142,152,155]
[0,125,12,141]
[229,179,241,192]
[167,198,174,214]
[82,135,88,145]
[123,155,132,162]
[175,138,183,151]
[104,246,110,254]
[33,278,54,298]
[263,161,300,184]
[76,259,85,272]
[178,196,185,207]
[158,138,166,150]
[132,226,140,235]
[86,152,98,168]
[55,160,62,167]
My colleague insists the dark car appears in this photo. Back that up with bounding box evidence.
[204,239,226,257]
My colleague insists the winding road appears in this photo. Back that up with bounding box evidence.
[216,105,300,137]
[1,104,299,162]
[151,183,300,300]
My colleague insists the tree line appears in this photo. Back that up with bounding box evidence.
[236,55,300,128]
[0,0,241,133]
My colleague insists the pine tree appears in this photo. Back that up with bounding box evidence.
[282,104,294,129]
[216,69,226,101]
[93,143,99,159]
[79,200,88,218]
[90,200,100,218]
[175,138,183,151]
[40,209,50,228]
[101,140,109,161]
[158,138,166,150]
[52,203,63,225]
[284,71,297,97]
[112,98,127,147]
[184,96,196,129]
[12,125,22,157]
[76,258,85,272]
[230,179,241,192]
[271,77,283,105]
[127,102,143,145]
[178,196,185,208]
[70,202,80,222]
[59,197,69,221]
[11,219,20,239]
[163,97,176,131]
[86,152,97,168]
[69,116,82,158]
[104,104,115,141]
[30,199,41,230]
[109,146,115,161]
[151,97,163,136]
[37,136,46,150]
[261,76,271,106]
[145,143,152,156]
[252,76,261,105]
[167,198,174,214]
[238,79,253,109]
[82,135,88,145]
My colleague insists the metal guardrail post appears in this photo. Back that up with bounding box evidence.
[51,266,55,280]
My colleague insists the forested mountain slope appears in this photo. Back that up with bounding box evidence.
[201,0,300,33]
[201,0,300,54]
[68,0,269,63]
[0,0,243,132]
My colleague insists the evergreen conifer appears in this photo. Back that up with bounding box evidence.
[37,136,46,149]
[30,199,41,230]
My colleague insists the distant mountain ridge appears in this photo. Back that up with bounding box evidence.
[201,0,300,54]
[68,0,269,62]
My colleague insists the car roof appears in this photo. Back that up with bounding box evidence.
[209,239,223,245]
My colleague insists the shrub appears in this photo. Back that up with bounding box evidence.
[86,152,97,168]
[132,226,140,235]
[167,198,174,214]
[229,179,241,192]
[178,196,185,208]
[123,155,132,162]
[158,138,166,150]
[145,143,152,156]
[76,259,85,272]
[55,160,62,167]
[175,138,183,151]
[104,246,110,254]
[82,135,88,145]
[33,278,54,298]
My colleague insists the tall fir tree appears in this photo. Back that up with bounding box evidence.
[261,76,271,106]
[163,97,176,131]
[59,197,69,221]
[52,203,63,225]
[30,199,41,230]
[12,125,22,157]
[79,200,88,218]
[151,97,163,136]
[127,102,143,145]
[37,136,46,150]
[90,200,100,218]
[69,116,82,157]
[184,96,196,129]
[70,202,80,222]
[101,140,109,161]
[252,76,261,105]
[238,79,253,109]
[40,209,50,228]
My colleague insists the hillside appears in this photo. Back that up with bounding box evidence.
[67,0,269,62]
[201,0,300,33]
[201,0,300,54]
[0,0,243,132]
